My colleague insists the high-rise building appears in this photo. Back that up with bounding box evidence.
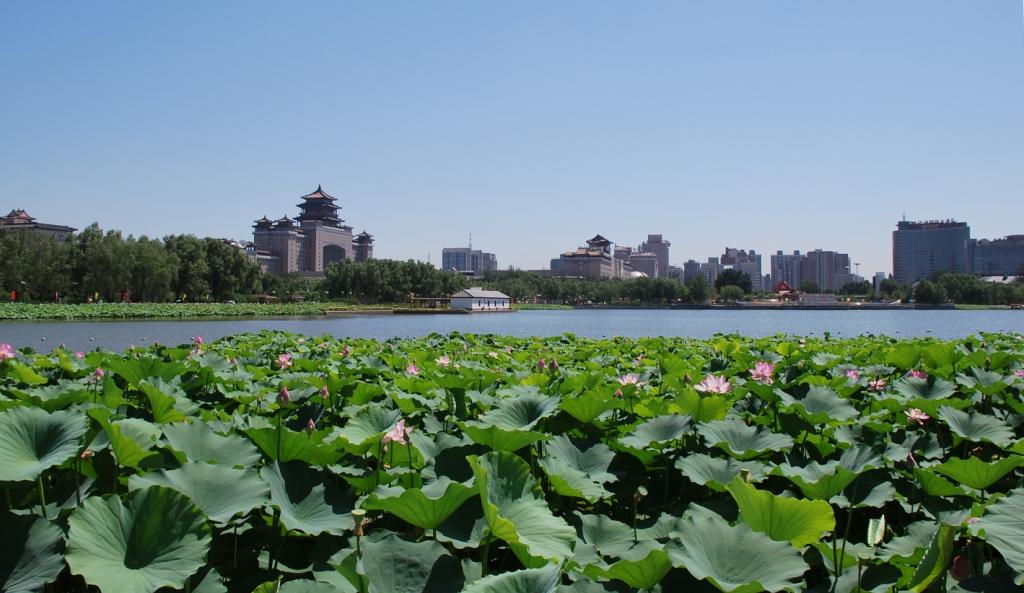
[721,248,763,291]
[699,257,721,285]
[251,186,370,276]
[802,249,851,292]
[770,250,803,290]
[682,260,701,282]
[640,234,671,278]
[441,247,497,275]
[892,220,970,285]
[968,235,1024,276]
[629,252,660,278]
[553,234,631,279]
[873,272,887,296]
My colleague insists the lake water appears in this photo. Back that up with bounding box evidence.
[1,309,1022,353]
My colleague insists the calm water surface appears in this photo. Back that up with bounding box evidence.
[1,309,1022,353]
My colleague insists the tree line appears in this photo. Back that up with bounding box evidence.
[0,225,262,302]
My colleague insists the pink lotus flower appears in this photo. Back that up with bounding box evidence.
[905,408,931,425]
[614,388,623,398]
[75,351,85,359]
[618,373,642,386]
[80,449,94,460]
[537,359,547,370]
[488,351,499,359]
[382,419,412,445]
[750,361,775,384]
[845,369,860,381]
[695,374,731,394]
[436,355,451,368]
[192,336,204,346]
[277,353,292,369]
[340,345,352,357]
[306,418,316,433]
[0,343,14,362]
[868,378,886,392]
[550,359,559,372]
[907,370,928,380]
[1014,369,1024,378]
[278,385,291,404]
[319,385,330,400]
[93,368,105,381]
[406,363,420,375]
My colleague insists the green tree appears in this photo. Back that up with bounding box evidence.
[164,235,210,301]
[717,285,745,303]
[799,281,821,294]
[715,269,752,293]
[913,280,948,305]
[838,280,872,295]
[685,276,709,303]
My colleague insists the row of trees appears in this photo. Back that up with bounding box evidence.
[912,273,1024,305]
[0,226,263,302]
[323,259,468,303]
[479,270,711,304]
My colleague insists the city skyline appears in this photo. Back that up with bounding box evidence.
[3,2,1023,276]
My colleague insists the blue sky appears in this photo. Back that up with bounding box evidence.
[2,2,1022,276]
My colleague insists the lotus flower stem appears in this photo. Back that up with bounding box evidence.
[37,474,48,519]
[269,509,281,572]
[405,440,415,488]
[374,441,384,488]
[481,537,491,576]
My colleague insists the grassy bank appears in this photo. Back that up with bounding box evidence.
[511,303,573,310]
[0,302,396,321]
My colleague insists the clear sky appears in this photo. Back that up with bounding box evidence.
[2,2,1022,276]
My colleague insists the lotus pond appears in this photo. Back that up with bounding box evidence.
[2,332,1024,593]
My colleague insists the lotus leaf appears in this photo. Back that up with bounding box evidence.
[0,406,89,481]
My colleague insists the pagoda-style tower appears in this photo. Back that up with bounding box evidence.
[353,231,374,262]
[586,234,613,254]
[295,185,344,228]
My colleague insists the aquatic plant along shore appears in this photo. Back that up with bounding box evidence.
[1,331,1023,592]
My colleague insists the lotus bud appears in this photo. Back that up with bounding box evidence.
[306,418,316,433]
[80,449,94,460]
[93,368,105,380]
[537,358,547,370]
[278,385,291,404]
[614,388,623,398]
[319,385,330,400]
[550,359,559,372]
[951,555,971,581]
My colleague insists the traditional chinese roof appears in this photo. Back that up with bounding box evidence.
[586,234,611,245]
[274,216,295,227]
[354,230,374,243]
[253,216,274,228]
[299,185,337,202]
[3,209,36,223]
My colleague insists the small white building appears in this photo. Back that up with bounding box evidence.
[451,288,512,311]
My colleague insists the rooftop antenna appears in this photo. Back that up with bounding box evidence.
[469,232,472,251]
[427,251,431,264]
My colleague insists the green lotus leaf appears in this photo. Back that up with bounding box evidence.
[906,521,955,592]
[893,377,956,401]
[462,423,550,453]
[876,521,938,562]
[129,461,269,523]
[538,436,617,502]
[672,389,731,423]
[162,421,263,468]
[583,542,672,590]
[781,386,858,424]
[559,391,620,425]
[619,414,691,450]
[675,453,766,492]
[933,456,1023,491]
[478,393,561,430]
[0,406,89,481]
[912,469,965,497]
[245,427,343,466]
[838,446,883,473]
[0,513,65,593]
[138,378,199,424]
[5,361,48,385]
[727,478,836,548]
[698,419,794,460]
[66,485,212,593]
[101,356,187,388]
[335,406,402,455]
[468,452,576,567]
[253,579,340,593]
[573,512,635,558]
[884,345,921,370]
[360,532,463,593]
[957,368,1009,396]
[973,487,1024,584]
[261,461,356,536]
[461,565,561,593]
[773,460,857,501]
[667,509,809,593]
[361,477,477,530]
[936,406,1015,447]
[105,418,163,469]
